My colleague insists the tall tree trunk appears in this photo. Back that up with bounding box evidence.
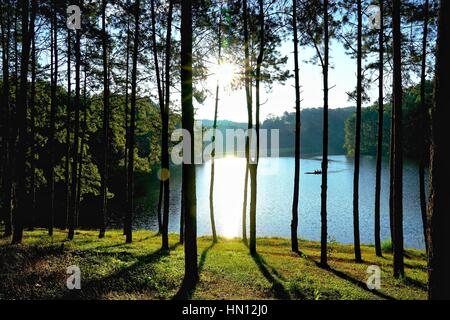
[249,0,265,256]
[12,0,35,244]
[320,0,329,267]
[48,0,58,236]
[427,0,450,300]
[352,0,363,262]
[68,2,82,240]
[64,28,71,230]
[389,97,394,246]
[392,0,404,278]
[1,1,12,237]
[291,0,301,253]
[180,181,184,244]
[99,0,109,239]
[123,2,131,235]
[419,0,429,253]
[150,0,163,234]
[125,0,140,244]
[242,0,252,246]
[242,166,249,242]
[10,3,18,236]
[29,16,37,229]
[75,69,88,225]
[181,0,198,286]
[209,13,222,245]
[374,0,384,257]
[161,0,173,251]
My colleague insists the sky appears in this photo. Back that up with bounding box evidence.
[196,38,379,123]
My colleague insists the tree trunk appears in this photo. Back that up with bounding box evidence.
[320,0,329,267]
[180,181,184,244]
[99,0,109,239]
[12,0,35,244]
[64,28,71,230]
[352,0,363,262]
[125,0,140,244]
[150,0,163,234]
[29,17,37,229]
[291,0,301,253]
[249,0,265,256]
[161,0,173,251]
[123,2,131,235]
[389,97,394,246]
[419,0,429,253]
[68,3,82,240]
[75,66,88,225]
[374,0,384,257]
[209,13,222,245]
[392,0,404,278]
[181,0,198,286]
[427,0,450,300]
[242,165,248,243]
[1,1,13,237]
[242,0,253,248]
[48,0,58,236]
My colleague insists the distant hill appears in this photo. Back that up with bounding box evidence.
[200,107,356,157]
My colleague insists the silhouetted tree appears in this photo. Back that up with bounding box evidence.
[305,0,330,267]
[181,0,198,286]
[392,0,404,278]
[0,0,13,237]
[68,0,82,241]
[12,0,36,244]
[249,0,265,255]
[99,0,110,239]
[427,0,450,300]
[209,7,222,245]
[161,0,174,251]
[320,0,330,267]
[418,0,429,251]
[64,27,72,230]
[352,0,362,262]
[374,0,384,257]
[28,12,37,229]
[291,0,301,253]
[125,0,140,244]
[48,0,58,236]
[150,0,163,234]
[242,0,252,245]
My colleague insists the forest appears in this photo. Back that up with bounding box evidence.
[0,0,449,302]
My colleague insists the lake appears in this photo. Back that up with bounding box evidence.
[132,155,426,250]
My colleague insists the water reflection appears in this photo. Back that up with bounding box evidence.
[133,155,426,249]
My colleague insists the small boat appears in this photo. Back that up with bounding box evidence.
[305,170,322,175]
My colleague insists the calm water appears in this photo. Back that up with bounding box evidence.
[132,155,426,249]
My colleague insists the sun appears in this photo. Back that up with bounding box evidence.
[210,61,238,88]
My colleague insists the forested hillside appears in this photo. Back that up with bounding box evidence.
[203,107,355,157]
[344,81,433,159]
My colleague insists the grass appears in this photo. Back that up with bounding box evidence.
[381,240,393,253]
[0,229,428,300]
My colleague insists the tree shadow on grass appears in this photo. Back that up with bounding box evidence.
[172,242,216,300]
[63,243,181,299]
[299,253,396,300]
[325,266,396,300]
[251,253,291,300]
[403,276,427,290]
[199,242,215,273]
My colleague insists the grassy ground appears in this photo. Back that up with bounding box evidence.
[0,229,427,300]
